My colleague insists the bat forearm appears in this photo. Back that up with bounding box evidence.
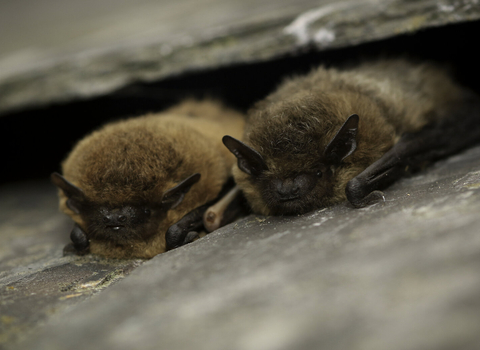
[347,96,480,208]
[203,186,241,232]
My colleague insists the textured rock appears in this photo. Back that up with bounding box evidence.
[0,181,144,346]
[2,1,480,348]
[1,0,480,114]
[4,146,480,349]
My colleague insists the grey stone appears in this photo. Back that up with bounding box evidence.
[2,1,480,347]
[1,0,480,114]
[0,181,144,346]
[5,146,480,350]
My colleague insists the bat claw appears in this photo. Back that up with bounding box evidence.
[165,206,206,251]
[165,226,201,251]
[184,231,200,245]
[67,224,90,254]
[166,183,247,251]
[165,224,184,251]
[350,190,386,208]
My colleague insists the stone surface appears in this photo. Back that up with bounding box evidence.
[1,0,480,114]
[2,1,480,347]
[3,145,480,349]
[0,181,144,346]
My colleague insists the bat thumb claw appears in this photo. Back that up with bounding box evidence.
[349,190,386,208]
[184,231,200,245]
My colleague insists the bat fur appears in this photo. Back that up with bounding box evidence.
[223,59,480,216]
[52,100,244,258]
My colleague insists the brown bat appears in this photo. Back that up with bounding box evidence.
[223,59,480,216]
[52,100,245,258]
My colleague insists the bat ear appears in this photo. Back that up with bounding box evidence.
[50,172,86,214]
[223,135,268,176]
[324,114,359,164]
[162,173,201,210]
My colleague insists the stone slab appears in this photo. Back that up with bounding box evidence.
[5,145,480,349]
[0,181,144,346]
[1,0,480,114]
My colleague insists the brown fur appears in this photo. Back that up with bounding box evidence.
[57,100,245,258]
[234,59,464,215]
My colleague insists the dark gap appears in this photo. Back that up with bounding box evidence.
[1,19,479,185]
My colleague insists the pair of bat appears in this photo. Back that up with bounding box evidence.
[53,59,480,258]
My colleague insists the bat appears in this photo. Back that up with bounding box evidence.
[223,59,480,215]
[51,100,245,258]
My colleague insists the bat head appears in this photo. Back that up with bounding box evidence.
[51,172,200,244]
[223,114,359,215]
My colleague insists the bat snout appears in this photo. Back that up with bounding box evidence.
[99,206,148,230]
[274,179,301,201]
[91,205,155,242]
[103,212,128,228]
[273,174,316,202]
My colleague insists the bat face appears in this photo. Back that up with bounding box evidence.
[51,171,201,256]
[223,114,359,215]
[79,202,158,243]
[247,165,332,216]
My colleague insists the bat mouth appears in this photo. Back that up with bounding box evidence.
[277,195,301,202]
[106,225,125,231]
[269,174,317,208]
[95,225,138,243]
[270,197,311,216]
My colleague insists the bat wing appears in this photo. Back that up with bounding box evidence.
[165,202,208,250]
[165,179,248,250]
[346,93,480,208]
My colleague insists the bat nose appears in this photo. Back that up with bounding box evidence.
[99,205,150,232]
[103,211,128,226]
[275,179,301,200]
[274,174,315,201]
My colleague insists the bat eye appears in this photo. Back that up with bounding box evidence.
[144,209,151,216]
[316,171,323,178]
